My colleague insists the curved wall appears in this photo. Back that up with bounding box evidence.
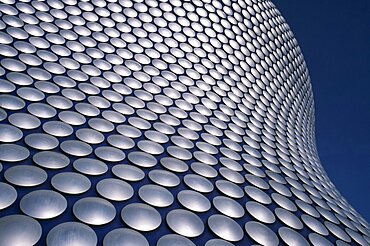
[0,0,369,245]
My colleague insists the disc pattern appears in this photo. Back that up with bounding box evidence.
[0,0,369,245]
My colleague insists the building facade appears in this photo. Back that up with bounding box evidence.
[0,0,369,245]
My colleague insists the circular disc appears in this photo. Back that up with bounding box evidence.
[97,178,134,201]
[245,221,279,246]
[51,172,91,195]
[112,164,145,181]
[157,234,196,246]
[177,190,211,212]
[0,215,42,246]
[0,144,29,162]
[139,184,174,207]
[309,233,334,246]
[20,190,67,219]
[166,209,204,237]
[47,222,97,246]
[205,239,235,246]
[245,201,275,224]
[213,196,244,218]
[73,197,116,225]
[0,182,17,209]
[60,140,92,157]
[148,169,180,187]
[103,228,149,246]
[4,165,47,187]
[0,124,22,142]
[278,227,309,246]
[73,158,108,175]
[121,203,161,231]
[208,215,244,242]
[128,151,157,167]
[33,151,70,169]
[94,146,125,162]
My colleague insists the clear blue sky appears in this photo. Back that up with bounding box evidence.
[273,0,370,221]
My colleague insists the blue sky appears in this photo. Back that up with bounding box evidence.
[273,0,370,221]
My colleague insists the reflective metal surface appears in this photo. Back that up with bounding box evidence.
[278,227,310,246]
[166,209,204,237]
[246,201,276,224]
[213,196,244,218]
[245,221,279,246]
[4,165,47,187]
[73,197,116,225]
[20,190,67,219]
[51,172,91,195]
[0,182,17,209]
[112,164,145,182]
[0,215,42,246]
[0,0,368,245]
[97,178,134,202]
[46,222,97,246]
[208,215,244,242]
[103,228,149,246]
[0,144,29,162]
[178,190,211,212]
[157,234,195,246]
[139,184,174,207]
[121,203,161,231]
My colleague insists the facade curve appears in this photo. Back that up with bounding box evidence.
[0,0,369,245]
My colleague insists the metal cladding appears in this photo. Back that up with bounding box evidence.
[0,0,368,245]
